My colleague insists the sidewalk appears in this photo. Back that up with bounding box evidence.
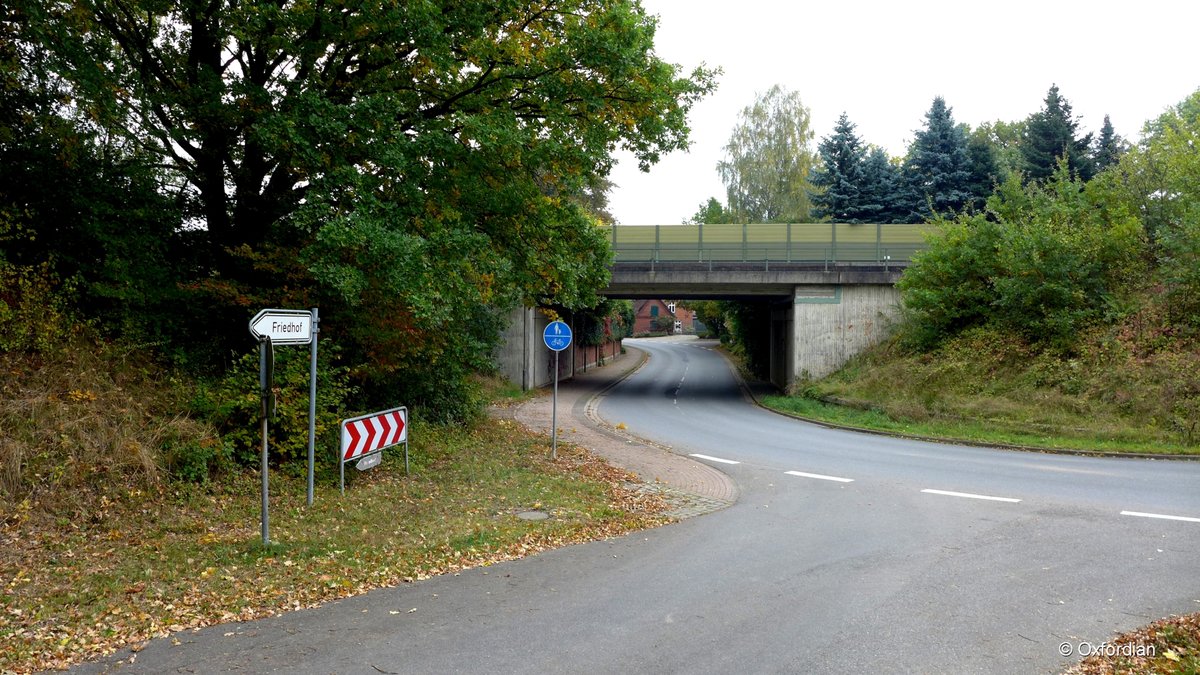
[500,344,737,519]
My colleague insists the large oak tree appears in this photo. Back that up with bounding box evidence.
[19,0,715,417]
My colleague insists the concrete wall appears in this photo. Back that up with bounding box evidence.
[496,308,567,390]
[497,308,622,391]
[791,284,901,386]
[769,301,794,390]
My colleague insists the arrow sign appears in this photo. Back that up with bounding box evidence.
[250,309,313,346]
[543,320,573,352]
[340,407,408,461]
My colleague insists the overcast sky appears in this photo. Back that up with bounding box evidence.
[606,0,1200,224]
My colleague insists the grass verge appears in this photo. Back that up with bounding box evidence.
[1066,613,1200,674]
[0,417,668,673]
[761,324,1200,457]
[761,394,1200,456]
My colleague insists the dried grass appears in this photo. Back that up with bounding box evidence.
[0,341,213,501]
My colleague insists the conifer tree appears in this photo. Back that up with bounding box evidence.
[1093,114,1126,173]
[903,97,973,219]
[811,113,867,222]
[1022,84,1095,181]
[858,147,906,223]
[965,130,1000,209]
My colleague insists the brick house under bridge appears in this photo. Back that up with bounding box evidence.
[633,300,695,335]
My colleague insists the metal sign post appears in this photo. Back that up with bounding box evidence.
[259,336,274,547]
[543,320,573,460]
[306,308,319,507]
[249,308,317,547]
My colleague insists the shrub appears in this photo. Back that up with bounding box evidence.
[191,344,356,469]
[0,261,82,354]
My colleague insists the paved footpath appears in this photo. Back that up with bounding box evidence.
[498,338,737,518]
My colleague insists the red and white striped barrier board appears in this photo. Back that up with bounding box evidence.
[339,406,409,493]
[340,407,407,461]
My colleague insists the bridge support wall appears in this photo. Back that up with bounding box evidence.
[788,284,901,389]
[498,307,569,390]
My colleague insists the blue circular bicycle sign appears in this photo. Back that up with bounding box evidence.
[543,320,573,352]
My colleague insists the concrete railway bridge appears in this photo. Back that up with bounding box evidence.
[501,222,931,392]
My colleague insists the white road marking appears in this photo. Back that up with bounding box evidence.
[921,489,1021,503]
[785,470,855,483]
[1121,511,1200,524]
[689,453,740,465]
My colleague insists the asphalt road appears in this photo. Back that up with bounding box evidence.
[76,338,1200,674]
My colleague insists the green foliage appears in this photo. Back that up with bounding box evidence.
[1093,114,1127,173]
[688,197,733,224]
[191,345,357,469]
[718,85,816,222]
[574,299,628,347]
[971,119,1025,181]
[964,129,1001,209]
[1097,88,1200,245]
[1021,84,1095,182]
[899,164,1147,350]
[0,260,80,353]
[161,433,231,485]
[651,314,676,333]
[1159,217,1200,327]
[681,300,728,340]
[1,9,188,351]
[903,97,974,219]
[857,147,908,223]
[897,215,1005,348]
[723,301,772,378]
[812,113,867,222]
[615,300,635,339]
[20,0,715,422]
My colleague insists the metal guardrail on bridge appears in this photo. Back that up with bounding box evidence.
[601,223,933,265]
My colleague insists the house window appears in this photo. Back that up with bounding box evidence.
[650,305,659,317]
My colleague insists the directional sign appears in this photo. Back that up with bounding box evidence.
[543,320,573,352]
[340,406,408,462]
[249,309,313,345]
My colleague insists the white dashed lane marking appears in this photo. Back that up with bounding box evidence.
[921,489,1022,503]
[784,470,855,483]
[689,454,740,465]
[1121,511,1200,524]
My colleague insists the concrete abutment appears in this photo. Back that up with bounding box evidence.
[778,284,901,391]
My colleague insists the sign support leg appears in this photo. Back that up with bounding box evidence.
[552,349,559,460]
[307,308,319,507]
[259,338,271,547]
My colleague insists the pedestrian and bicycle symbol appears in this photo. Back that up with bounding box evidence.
[543,321,572,352]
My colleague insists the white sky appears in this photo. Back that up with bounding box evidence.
[607,0,1200,224]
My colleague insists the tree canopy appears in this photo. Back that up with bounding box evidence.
[903,96,974,218]
[717,85,816,223]
[7,0,716,420]
[811,113,867,222]
[1022,84,1095,181]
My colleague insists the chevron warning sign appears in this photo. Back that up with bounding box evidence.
[340,406,407,461]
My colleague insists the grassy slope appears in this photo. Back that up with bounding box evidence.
[0,343,667,673]
[766,310,1200,455]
